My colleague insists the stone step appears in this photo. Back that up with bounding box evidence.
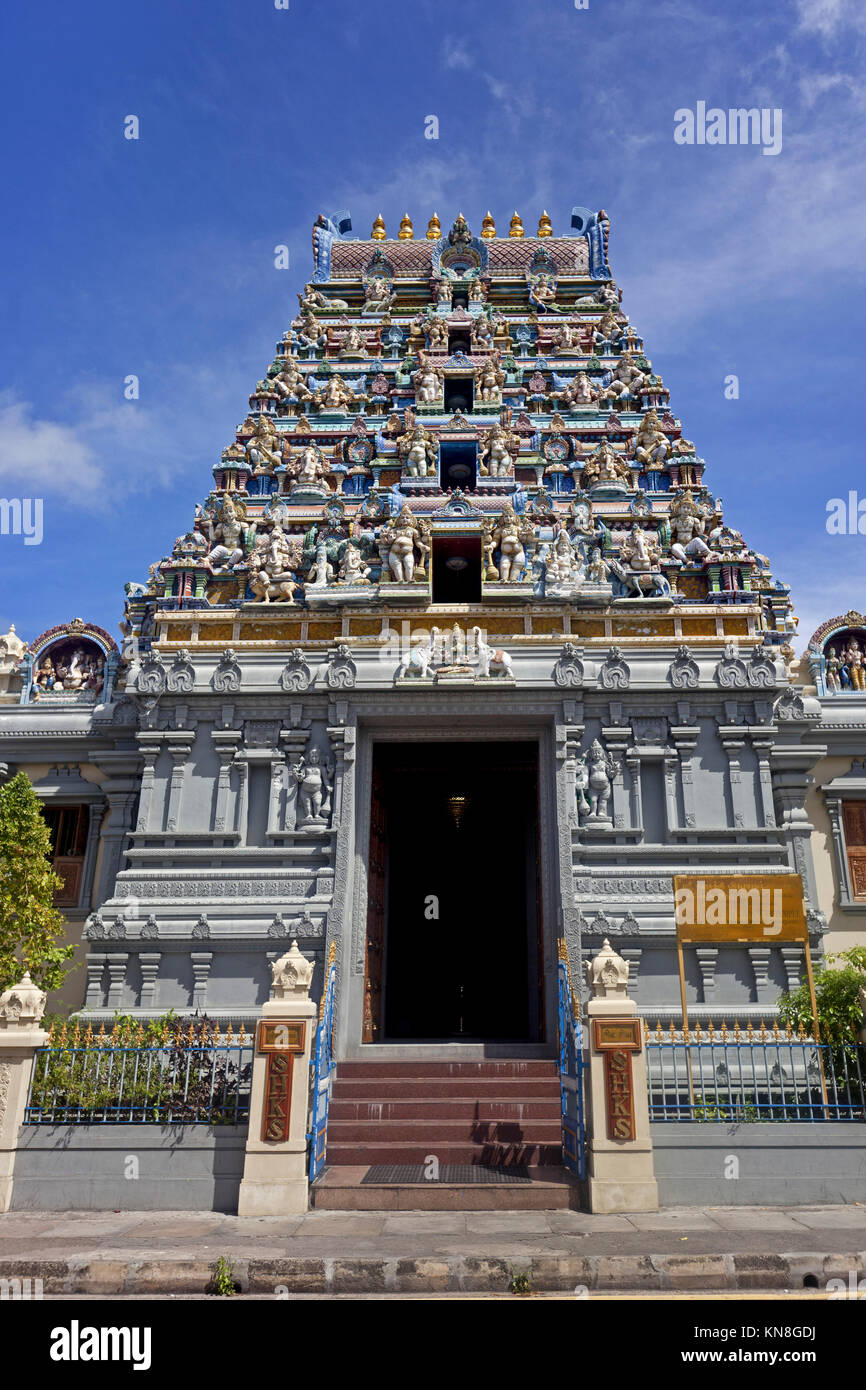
[328,1119,563,1143]
[335,1060,558,1079]
[331,1078,560,1100]
[325,1141,562,1165]
[311,1165,579,1211]
[329,1098,560,1121]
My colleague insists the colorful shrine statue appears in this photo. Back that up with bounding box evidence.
[586,546,609,583]
[601,351,647,402]
[270,356,313,407]
[479,424,516,476]
[474,356,505,404]
[380,506,427,582]
[364,276,395,313]
[581,439,632,489]
[412,355,444,405]
[248,523,298,603]
[633,410,670,471]
[845,638,866,691]
[314,375,358,412]
[825,646,842,693]
[397,424,437,477]
[290,444,332,491]
[490,503,531,582]
[206,496,251,571]
[594,308,623,344]
[468,278,487,303]
[547,525,583,584]
[245,414,283,473]
[425,316,449,350]
[620,523,660,572]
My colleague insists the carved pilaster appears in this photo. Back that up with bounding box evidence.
[267,757,286,836]
[326,723,357,827]
[79,799,105,911]
[106,954,129,1010]
[165,745,192,832]
[625,751,643,835]
[212,731,241,833]
[749,734,777,829]
[695,947,718,1003]
[620,947,642,1000]
[190,953,213,1011]
[670,726,699,831]
[84,953,107,1009]
[662,751,679,833]
[747,947,773,1006]
[138,953,161,1010]
[719,728,748,829]
[134,740,162,832]
[235,759,249,837]
[780,946,803,994]
[601,727,631,830]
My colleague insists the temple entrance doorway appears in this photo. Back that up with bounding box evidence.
[363,740,542,1044]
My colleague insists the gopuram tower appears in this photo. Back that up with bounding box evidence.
[73,205,818,1054]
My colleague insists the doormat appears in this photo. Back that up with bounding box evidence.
[360,1164,533,1185]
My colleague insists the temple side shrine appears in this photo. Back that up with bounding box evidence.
[2,205,858,1071]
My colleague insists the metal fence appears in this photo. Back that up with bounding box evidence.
[25,1022,254,1125]
[646,1020,866,1123]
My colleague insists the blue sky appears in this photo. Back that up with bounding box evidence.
[2,0,865,651]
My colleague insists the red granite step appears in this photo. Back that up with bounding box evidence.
[327,1119,562,1144]
[329,1099,559,1121]
[331,1077,560,1100]
[325,1141,563,1166]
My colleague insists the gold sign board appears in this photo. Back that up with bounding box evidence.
[673,873,808,942]
[672,873,816,1035]
[256,1021,306,1054]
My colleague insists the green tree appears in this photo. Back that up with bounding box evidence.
[777,947,866,1054]
[0,772,75,993]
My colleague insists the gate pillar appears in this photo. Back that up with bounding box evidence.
[0,973,49,1213]
[237,942,317,1217]
[584,939,659,1214]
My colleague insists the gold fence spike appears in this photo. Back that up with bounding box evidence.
[759,1019,767,1041]
[238,1024,247,1045]
[226,1024,234,1043]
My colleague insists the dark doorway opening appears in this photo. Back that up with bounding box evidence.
[439,439,477,491]
[432,535,482,603]
[368,740,543,1043]
[448,329,471,354]
[444,376,473,413]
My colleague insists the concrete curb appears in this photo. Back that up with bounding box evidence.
[2,1250,864,1295]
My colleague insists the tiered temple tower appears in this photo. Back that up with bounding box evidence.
[29,205,819,1044]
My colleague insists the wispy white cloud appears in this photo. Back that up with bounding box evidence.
[795,0,866,38]
[0,396,104,496]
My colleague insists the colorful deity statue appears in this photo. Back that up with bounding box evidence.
[845,637,866,691]
[245,414,283,473]
[601,351,647,403]
[825,646,842,693]
[633,410,670,485]
[474,355,505,404]
[581,439,632,490]
[490,503,532,582]
[270,356,313,408]
[380,506,428,582]
[397,424,437,477]
[412,354,444,405]
[313,375,358,412]
[479,424,517,476]
[206,496,252,571]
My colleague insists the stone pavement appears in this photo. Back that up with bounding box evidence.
[2,1205,865,1294]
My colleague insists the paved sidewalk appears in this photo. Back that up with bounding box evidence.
[2,1206,866,1293]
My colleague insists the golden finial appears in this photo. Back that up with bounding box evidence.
[398,213,413,240]
[426,213,442,240]
[371,213,386,241]
[226,1023,234,1044]
[509,210,524,238]
[537,210,553,237]
[481,210,496,239]
[238,1023,247,1045]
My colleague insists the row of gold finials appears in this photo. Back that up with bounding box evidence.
[370,210,554,240]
